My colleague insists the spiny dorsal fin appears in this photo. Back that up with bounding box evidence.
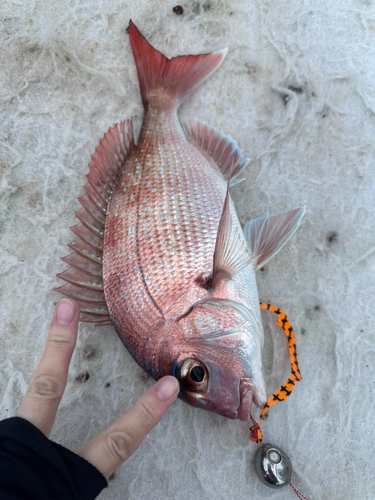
[243,206,306,270]
[183,119,250,186]
[55,120,134,324]
[212,181,252,286]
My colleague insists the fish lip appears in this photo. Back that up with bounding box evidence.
[252,388,267,409]
[237,380,256,421]
[218,409,238,419]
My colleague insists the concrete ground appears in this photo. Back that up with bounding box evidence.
[1,1,374,499]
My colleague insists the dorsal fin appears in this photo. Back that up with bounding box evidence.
[183,119,250,186]
[243,206,306,270]
[55,120,134,324]
[212,180,252,286]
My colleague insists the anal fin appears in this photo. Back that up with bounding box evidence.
[56,120,135,324]
[183,119,250,186]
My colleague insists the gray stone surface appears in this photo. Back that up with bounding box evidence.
[1,1,374,499]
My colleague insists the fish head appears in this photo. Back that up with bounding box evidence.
[174,300,267,420]
[176,355,266,421]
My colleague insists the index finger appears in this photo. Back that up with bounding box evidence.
[77,376,179,479]
[17,299,79,437]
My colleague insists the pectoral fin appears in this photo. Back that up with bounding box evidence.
[212,181,252,286]
[243,206,305,270]
[177,297,260,332]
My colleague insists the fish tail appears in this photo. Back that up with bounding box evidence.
[129,20,227,108]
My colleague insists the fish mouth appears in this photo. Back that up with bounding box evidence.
[237,380,265,421]
[219,409,239,419]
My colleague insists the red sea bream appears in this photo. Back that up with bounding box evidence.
[56,21,305,421]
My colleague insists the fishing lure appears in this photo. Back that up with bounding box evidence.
[250,304,308,499]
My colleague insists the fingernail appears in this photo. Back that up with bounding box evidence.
[155,376,179,401]
[56,299,76,325]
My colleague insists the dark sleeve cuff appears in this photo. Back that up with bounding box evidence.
[0,416,108,500]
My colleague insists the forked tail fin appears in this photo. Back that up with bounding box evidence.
[129,20,227,108]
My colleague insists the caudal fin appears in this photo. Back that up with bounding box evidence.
[129,20,227,108]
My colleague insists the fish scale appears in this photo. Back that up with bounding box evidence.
[57,21,305,420]
[104,112,229,358]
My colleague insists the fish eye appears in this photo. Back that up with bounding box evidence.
[190,365,205,382]
[178,359,208,391]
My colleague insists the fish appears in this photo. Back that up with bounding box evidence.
[56,21,305,421]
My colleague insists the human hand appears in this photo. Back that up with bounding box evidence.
[17,298,180,480]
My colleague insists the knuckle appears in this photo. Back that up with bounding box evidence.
[29,372,64,401]
[138,401,157,427]
[48,328,74,350]
[104,428,135,463]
